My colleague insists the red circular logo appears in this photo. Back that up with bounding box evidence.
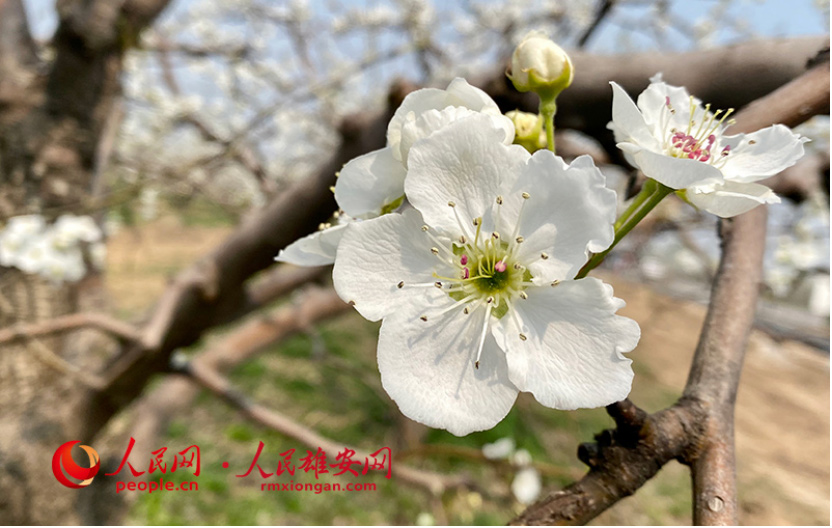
[52,441,100,488]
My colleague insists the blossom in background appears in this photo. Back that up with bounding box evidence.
[0,214,103,285]
[482,437,516,460]
[0,215,45,267]
[481,438,543,504]
[333,115,639,435]
[609,75,807,217]
[276,78,514,266]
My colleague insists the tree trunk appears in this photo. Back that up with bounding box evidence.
[0,0,169,523]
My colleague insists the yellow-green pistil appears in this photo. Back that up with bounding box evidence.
[398,192,556,369]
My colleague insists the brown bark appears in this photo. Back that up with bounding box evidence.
[0,1,170,524]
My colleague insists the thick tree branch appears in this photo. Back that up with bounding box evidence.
[87,89,398,436]
[512,55,830,527]
[683,56,830,527]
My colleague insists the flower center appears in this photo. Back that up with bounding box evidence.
[660,96,734,167]
[402,192,544,369]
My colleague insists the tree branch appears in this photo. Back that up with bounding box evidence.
[683,55,830,527]
[88,89,395,436]
[0,312,142,345]
[512,54,830,527]
[180,356,471,495]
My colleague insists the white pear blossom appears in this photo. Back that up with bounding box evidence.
[609,76,808,217]
[52,214,102,248]
[333,115,639,435]
[276,78,514,266]
[0,214,101,284]
[0,215,46,267]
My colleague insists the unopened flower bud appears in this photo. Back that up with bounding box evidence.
[508,35,574,98]
[506,110,544,152]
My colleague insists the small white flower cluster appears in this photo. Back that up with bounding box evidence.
[0,214,105,285]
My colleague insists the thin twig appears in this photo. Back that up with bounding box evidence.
[183,359,471,495]
[0,312,142,345]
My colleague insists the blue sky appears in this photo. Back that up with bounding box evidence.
[21,0,829,44]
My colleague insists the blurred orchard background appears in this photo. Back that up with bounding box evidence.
[1,0,829,524]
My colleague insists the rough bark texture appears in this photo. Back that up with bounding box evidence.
[0,0,169,523]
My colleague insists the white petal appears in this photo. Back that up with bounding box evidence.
[626,144,724,189]
[609,82,661,152]
[444,77,502,114]
[493,278,639,410]
[719,125,808,183]
[334,147,406,218]
[506,152,616,282]
[405,114,529,237]
[387,78,509,161]
[636,80,700,137]
[511,467,542,505]
[332,209,440,322]
[275,222,349,267]
[377,289,518,436]
[687,180,780,218]
[398,108,513,167]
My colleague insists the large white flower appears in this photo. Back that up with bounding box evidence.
[333,115,639,436]
[276,78,514,266]
[609,76,807,217]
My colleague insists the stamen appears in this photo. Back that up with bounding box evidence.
[420,315,428,322]
[474,303,493,369]
[434,281,442,289]
[519,291,528,300]
[460,254,468,265]
[495,260,507,272]
[519,333,527,341]
[551,280,560,287]
[540,252,549,260]
[515,236,524,244]
[397,281,404,289]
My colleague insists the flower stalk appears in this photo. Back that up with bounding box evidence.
[540,99,557,154]
[575,180,673,279]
